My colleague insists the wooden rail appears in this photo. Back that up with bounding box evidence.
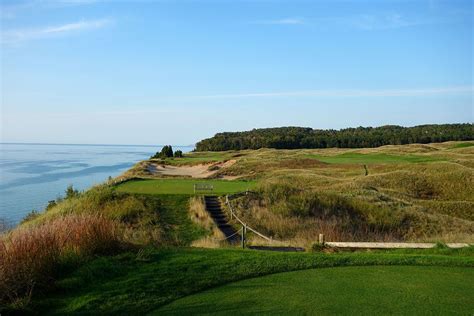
[325,242,472,249]
[225,194,273,243]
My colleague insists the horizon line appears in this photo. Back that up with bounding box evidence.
[0,142,196,148]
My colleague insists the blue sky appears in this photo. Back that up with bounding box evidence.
[1,0,472,145]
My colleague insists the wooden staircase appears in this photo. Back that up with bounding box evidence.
[204,196,240,243]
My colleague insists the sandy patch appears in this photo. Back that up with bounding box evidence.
[147,160,237,179]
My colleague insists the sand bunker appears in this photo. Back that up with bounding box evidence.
[148,160,236,179]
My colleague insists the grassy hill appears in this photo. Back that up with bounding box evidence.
[124,140,474,245]
[2,140,473,313]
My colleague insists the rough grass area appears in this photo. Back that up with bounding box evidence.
[26,185,207,247]
[117,142,474,244]
[158,266,474,315]
[115,179,256,195]
[305,152,445,164]
[2,187,209,310]
[0,214,122,309]
[28,247,474,315]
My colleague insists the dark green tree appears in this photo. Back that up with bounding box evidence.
[152,145,174,159]
[160,145,174,158]
[174,150,183,158]
[65,185,79,199]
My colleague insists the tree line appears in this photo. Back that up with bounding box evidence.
[195,124,474,151]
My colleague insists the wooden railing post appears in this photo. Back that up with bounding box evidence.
[319,233,325,245]
[242,224,247,249]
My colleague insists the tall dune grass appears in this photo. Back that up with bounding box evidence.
[189,196,226,248]
[0,214,121,307]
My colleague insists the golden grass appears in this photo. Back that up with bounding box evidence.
[117,141,474,245]
[188,196,226,248]
[0,214,121,307]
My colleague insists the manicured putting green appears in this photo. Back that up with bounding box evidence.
[306,152,444,164]
[157,266,474,315]
[116,179,256,195]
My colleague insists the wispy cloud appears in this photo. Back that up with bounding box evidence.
[346,13,426,30]
[1,18,112,44]
[0,0,99,19]
[251,13,430,30]
[251,17,305,25]
[191,86,474,99]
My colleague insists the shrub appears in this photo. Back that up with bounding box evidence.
[20,210,40,224]
[0,214,121,307]
[174,150,183,158]
[46,200,57,210]
[65,185,80,199]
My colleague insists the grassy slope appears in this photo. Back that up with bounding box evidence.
[11,141,474,314]
[118,142,474,243]
[304,152,445,164]
[152,195,208,246]
[23,186,208,247]
[205,143,474,243]
[115,179,256,195]
[32,247,474,315]
[158,266,474,315]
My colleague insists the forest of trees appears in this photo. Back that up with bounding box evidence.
[195,124,474,151]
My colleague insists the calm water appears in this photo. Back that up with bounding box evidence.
[0,143,193,225]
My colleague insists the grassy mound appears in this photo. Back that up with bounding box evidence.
[305,152,445,164]
[158,266,474,315]
[3,141,473,313]
[30,247,474,315]
[1,186,210,310]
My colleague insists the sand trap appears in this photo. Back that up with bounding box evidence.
[147,160,237,179]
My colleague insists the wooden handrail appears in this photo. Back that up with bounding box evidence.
[225,194,274,243]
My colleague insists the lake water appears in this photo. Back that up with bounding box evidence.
[0,143,193,225]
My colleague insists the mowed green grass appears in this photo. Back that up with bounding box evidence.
[451,142,474,149]
[157,266,474,315]
[31,247,474,315]
[115,179,256,195]
[306,152,445,164]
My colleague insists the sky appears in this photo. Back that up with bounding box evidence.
[1,0,473,145]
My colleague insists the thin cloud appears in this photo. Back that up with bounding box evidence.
[192,86,474,99]
[347,13,426,30]
[251,13,431,30]
[251,18,305,25]
[0,0,99,19]
[1,18,112,44]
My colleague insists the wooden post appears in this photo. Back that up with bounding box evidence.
[241,224,246,249]
[319,233,325,245]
